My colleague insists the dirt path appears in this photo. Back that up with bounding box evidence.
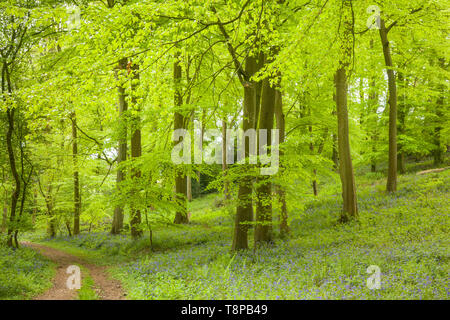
[22,242,126,300]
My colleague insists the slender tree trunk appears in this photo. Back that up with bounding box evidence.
[130,62,142,238]
[308,109,318,196]
[44,188,57,238]
[71,112,81,235]
[368,59,378,173]
[379,19,398,192]
[254,54,276,246]
[331,130,338,170]
[433,58,445,166]
[186,64,193,203]
[309,133,318,196]
[15,144,31,248]
[331,106,339,171]
[2,189,7,233]
[254,51,265,127]
[232,55,257,251]
[186,176,192,201]
[222,119,230,200]
[32,187,37,225]
[112,58,128,234]
[186,118,192,202]
[335,0,358,222]
[6,107,20,247]
[397,72,407,174]
[173,52,188,224]
[274,89,288,236]
[66,221,72,237]
[335,69,358,221]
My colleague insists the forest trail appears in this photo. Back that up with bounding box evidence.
[22,242,126,300]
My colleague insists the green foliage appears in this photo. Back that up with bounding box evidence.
[77,267,99,300]
[0,243,54,300]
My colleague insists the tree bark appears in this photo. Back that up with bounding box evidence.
[186,175,192,201]
[232,55,258,251]
[130,62,142,238]
[331,105,339,171]
[71,112,81,235]
[2,189,7,233]
[331,129,338,170]
[433,58,445,166]
[43,186,57,238]
[368,57,378,173]
[334,0,358,222]
[173,52,189,224]
[274,89,288,236]
[222,119,230,200]
[112,58,128,234]
[379,18,397,192]
[335,68,358,221]
[5,107,20,247]
[397,75,407,174]
[254,54,276,246]
[308,108,318,196]
[254,51,265,128]
[32,187,37,225]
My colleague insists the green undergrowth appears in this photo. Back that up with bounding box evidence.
[77,266,99,300]
[0,243,54,300]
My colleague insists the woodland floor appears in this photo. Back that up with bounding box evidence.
[3,159,448,300]
[21,242,125,300]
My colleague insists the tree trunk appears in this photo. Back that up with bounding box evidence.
[222,119,230,200]
[335,0,358,222]
[254,55,276,246]
[173,52,188,224]
[2,189,7,233]
[335,68,358,221]
[232,55,258,251]
[274,89,288,236]
[71,112,81,235]
[379,18,398,192]
[308,109,318,196]
[433,58,445,166]
[112,57,128,234]
[254,51,265,127]
[397,72,407,174]
[32,187,37,225]
[186,175,192,201]
[6,107,20,247]
[130,62,142,238]
[66,221,72,237]
[331,130,338,170]
[331,107,339,171]
[368,59,378,173]
[44,187,57,238]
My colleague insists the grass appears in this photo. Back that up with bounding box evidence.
[77,266,99,300]
[0,243,55,300]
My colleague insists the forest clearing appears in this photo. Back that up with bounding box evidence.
[0,0,448,305]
